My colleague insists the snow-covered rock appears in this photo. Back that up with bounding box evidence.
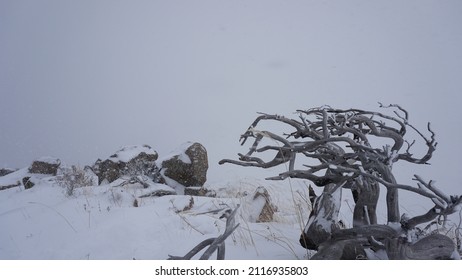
[28,156,61,175]
[0,168,28,191]
[107,145,158,163]
[248,186,278,223]
[0,168,16,177]
[22,176,35,189]
[93,145,161,184]
[160,142,208,188]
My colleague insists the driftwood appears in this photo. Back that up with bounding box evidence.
[220,104,462,259]
[167,205,240,260]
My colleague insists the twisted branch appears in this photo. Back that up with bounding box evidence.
[167,205,240,260]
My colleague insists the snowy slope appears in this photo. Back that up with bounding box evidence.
[0,170,313,260]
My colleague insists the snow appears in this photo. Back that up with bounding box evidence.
[108,145,157,163]
[34,156,61,165]
[159,168,186,193]
[246,192,266,223]
[0,167,29,186]
[159,142,194,164]
[0,172,312,260]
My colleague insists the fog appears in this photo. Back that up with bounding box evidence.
[1,0,462,200]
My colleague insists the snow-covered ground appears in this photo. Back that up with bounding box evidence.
[0,168,314,260]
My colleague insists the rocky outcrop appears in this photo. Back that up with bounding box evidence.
[160,142,208,187]
[2,142,209,194]
[94,145,162,184]
[28,157,61,175]
[0,168,16,177]
[94,158,119,184]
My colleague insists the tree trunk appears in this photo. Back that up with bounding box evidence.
[385,234,456,260]
[352,178,379,227]
[311,239,367,260]
[378,165,400,223]
[300,183,342,250]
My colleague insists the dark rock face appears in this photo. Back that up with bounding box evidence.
[161,142,208,187]
[94,145,162,184]
[0,169,20,191]
[184,187,211,196]
[0,168,16,177]
[95,159,120,184]
[28,157,61,175]
[0,181,21,191]
[22,177,35,189]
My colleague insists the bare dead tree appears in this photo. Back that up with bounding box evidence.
[220,104,461,259]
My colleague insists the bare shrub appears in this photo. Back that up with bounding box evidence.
[56,165,94,196]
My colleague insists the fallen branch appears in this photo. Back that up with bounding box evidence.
[167,205,240,260]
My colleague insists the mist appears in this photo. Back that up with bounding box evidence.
[1,0,461,198]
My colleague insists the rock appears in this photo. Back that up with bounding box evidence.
[0,168,16,177]
[161,142,208,188]
[22,176,35,189]
[138,189,177,197]
[94,145,162,184]
[0,181,21,191]
[249,186,278,223]
[184,186,215,197]
[137,183,177,198]
[95,158,120,184]
[28,157,61,175]
[0,168,22,191]
[183,187,205,196]
[109,144,158,164]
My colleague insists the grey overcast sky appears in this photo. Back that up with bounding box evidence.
[1,0,462,197]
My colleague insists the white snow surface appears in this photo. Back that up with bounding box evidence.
[0,171,313,260]
[108,145,157,163]
[158,142,195,164]
[34,156,61,165]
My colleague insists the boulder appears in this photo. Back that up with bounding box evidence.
[184,186,216,197]
[94,145,162,184]
[161,142,208,187]
[95,158,120,184]
[22,176,35,189]
[250,186,278,223]
[28,157,61,175]
[0,168,16,177]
